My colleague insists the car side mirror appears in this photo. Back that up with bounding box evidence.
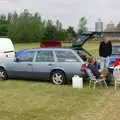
[15,58,20,62]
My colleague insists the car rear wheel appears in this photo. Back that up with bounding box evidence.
[0,68,8,80]
[51,70,65,85]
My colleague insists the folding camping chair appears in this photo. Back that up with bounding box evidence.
[86,68,108,89]
[113,65,120,90]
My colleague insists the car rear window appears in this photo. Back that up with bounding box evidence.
[55,50,79,62]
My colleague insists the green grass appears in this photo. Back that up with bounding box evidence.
[1,41,120,120]
[0,80,106,120]
[83,40,99,56]
[14,42,72,51]
[14,43,40,51]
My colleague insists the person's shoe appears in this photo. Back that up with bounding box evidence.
[107,82,114,86]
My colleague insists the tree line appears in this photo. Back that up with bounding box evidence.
[0,9,87,43]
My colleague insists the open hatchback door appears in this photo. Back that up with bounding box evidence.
[72,32,101,60]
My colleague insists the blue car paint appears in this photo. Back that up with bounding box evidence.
[15,49,28,57]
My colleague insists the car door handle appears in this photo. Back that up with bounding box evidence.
[28,63,32,66]
[48,64,53,67]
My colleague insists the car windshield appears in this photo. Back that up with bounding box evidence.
[112,46,120,54]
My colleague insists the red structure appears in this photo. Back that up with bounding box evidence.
[114,58,120,67]
[40,40,62,48]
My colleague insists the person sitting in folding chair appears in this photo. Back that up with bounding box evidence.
[87,57,105,79]
[87,57,108,88]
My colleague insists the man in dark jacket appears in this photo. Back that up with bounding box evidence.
[99,37,112,72]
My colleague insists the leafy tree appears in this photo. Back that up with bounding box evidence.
[0,24,8,36]
[78,17,87,35]
[8,9,44,43]
[0,15,6,22]
[67,26,76,37]
[0,14,8,36]
[43,20,57,40]
[0,10,77,43]
[7,12,12,22]
[63,26,77,42]
[56,19,62,31]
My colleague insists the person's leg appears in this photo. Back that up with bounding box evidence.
[107,70,113,85]
[105,56,110,68]
[104,57,112,85]
[99,57,105,72]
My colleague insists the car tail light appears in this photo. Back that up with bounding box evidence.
[80,63,87,72]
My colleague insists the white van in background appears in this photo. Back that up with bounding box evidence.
[0,38,15,60]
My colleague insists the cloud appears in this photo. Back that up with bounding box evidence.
[0,0,17,2]
[107,0,120,10]
[0,0,120,30]
[0,0,18,3]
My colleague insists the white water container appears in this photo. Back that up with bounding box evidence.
[72,75,83,88]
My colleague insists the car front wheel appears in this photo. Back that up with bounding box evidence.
[0,68,8,80]
[51,70,65,85]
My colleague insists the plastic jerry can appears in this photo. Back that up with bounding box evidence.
[72,75,83,88]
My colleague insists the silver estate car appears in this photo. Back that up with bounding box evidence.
[0,48,85,85]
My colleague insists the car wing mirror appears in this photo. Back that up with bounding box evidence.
[15,58,20,62]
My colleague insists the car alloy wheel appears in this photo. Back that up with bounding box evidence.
[51,71,65,85]
[0,68,7,80]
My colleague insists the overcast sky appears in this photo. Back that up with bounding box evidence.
[0,0,120,30]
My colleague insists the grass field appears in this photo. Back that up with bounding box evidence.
[1,41,120,120]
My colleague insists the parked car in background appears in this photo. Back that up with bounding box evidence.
[15,48,28,57]
[40,40,62,48]
[0,38,15,60]
[108,44,120,72]
[0,48,86,85]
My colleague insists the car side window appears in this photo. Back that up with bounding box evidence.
[112,46,120,54]
[18,51,36,62]
[55,50,79,62]
[35,51,54,62]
